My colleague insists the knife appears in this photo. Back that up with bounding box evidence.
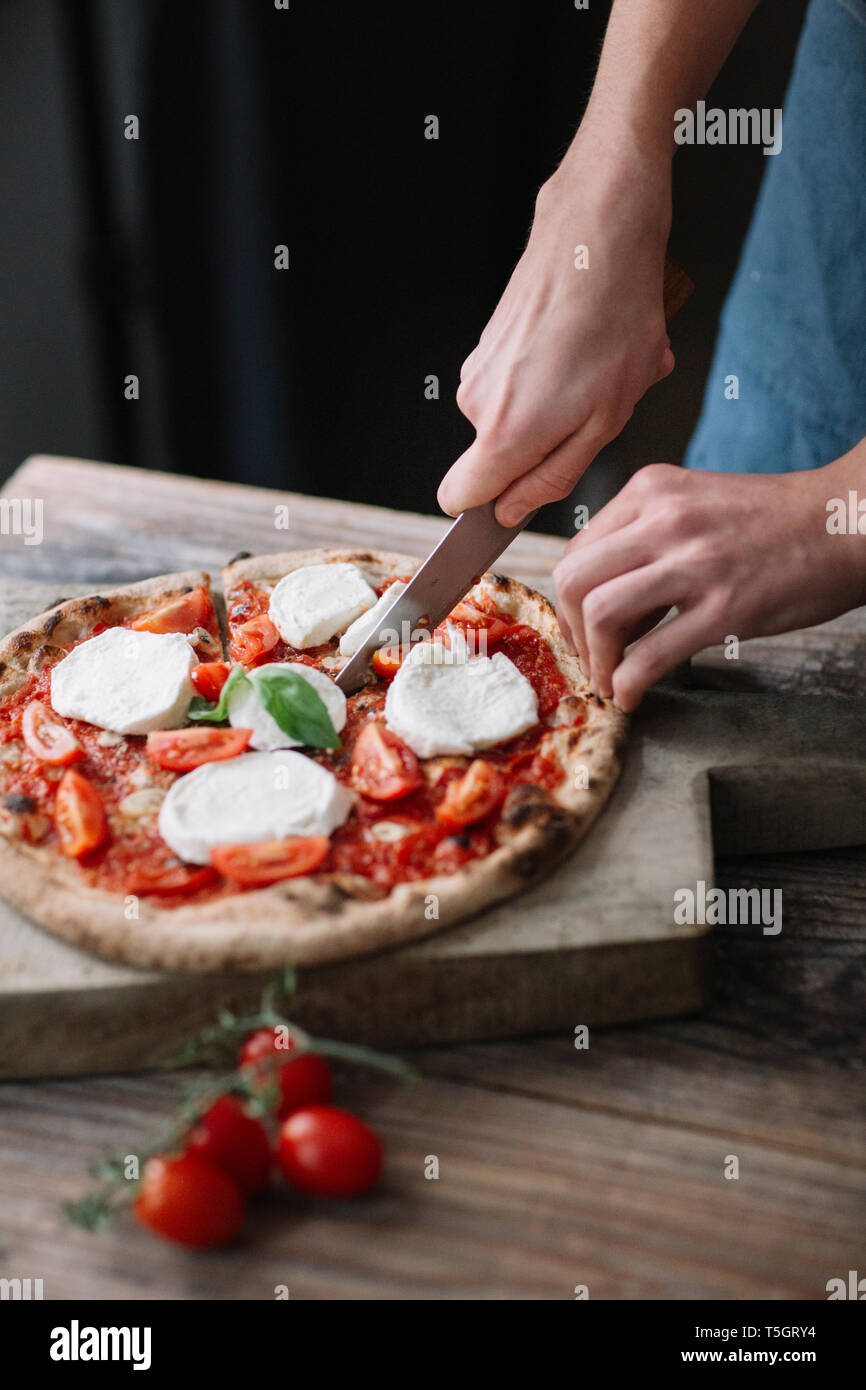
[336,500,535,693]
[336,257,693,694]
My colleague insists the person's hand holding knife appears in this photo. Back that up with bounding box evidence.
[435,0,866,711]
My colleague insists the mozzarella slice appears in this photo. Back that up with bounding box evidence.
[384,634,538,757]
[227,662,346,750]
[339,581,407,656]
[269,563,377,649]
[158,750,353,864]
[51,628,196,735]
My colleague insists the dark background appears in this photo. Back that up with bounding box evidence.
[0,0,809,533]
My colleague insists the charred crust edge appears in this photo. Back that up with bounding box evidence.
[501,783,568,832]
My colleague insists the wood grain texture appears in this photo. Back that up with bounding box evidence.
[692,609,866,699]
[0,454,565,591]
[0,456,864,1300]
[2,844,864,1301]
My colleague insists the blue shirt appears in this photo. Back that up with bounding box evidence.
[686,0,866,473]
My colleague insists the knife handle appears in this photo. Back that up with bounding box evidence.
[663,256,693,320]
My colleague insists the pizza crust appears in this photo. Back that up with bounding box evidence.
[224,546,422,595]
[0,553,626,972]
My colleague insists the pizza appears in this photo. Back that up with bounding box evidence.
[0,548,626,971]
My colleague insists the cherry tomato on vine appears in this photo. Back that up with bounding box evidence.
[239,1028,333,1118]
[185,1095,271,1194]
[276,1105,383,1197]
[133,1152,245,1249]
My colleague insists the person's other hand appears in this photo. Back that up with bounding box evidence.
[553,458,866,711]
[437,139,674,526]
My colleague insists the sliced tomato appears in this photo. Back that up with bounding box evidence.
[435,759,506,830]
[371,646,404,680]
[124,861,218,896]
[146,726,251,772]
[21,701,84,765]
[230,614,281,665]
[350,722,421,801]
[54,768,109,858]
[211,836,330,886]
[132,585,210,635]
[434,601,511,650]
[191,660,232,702]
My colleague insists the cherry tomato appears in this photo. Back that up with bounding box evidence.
[230,615,280,665]
[211,836,330,886]
[123,861,217,896]
[350,722,420,801]
[133,1152,245,1249]
[371,646,403,680]
[191,661,231,702]
[185,1096,271,1194]
[146,726,251,772]
[132,586,210,635]
[239,1030,333,1119]
[238,1025,299,1069]
[54,769,109,857]
[21,701,84,765]
[435,759,506,830]
[272,1054,334,1118]
[276,1105,383,1197]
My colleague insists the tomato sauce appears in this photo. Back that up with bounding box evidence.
[495,626,570,717]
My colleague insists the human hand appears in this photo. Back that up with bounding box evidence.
[437,139,674,527]
[553,456,866,711]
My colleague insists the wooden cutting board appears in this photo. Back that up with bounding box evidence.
[1,456,864,1077]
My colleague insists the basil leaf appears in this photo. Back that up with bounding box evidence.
[254,667,341,749]
[188,664,249,723]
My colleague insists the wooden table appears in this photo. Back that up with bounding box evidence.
[1,455,864,1300]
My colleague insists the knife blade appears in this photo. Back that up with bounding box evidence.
[335,500,536,693]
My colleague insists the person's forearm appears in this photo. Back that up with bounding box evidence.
[557,0,761,179]
[438,0,764,521]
